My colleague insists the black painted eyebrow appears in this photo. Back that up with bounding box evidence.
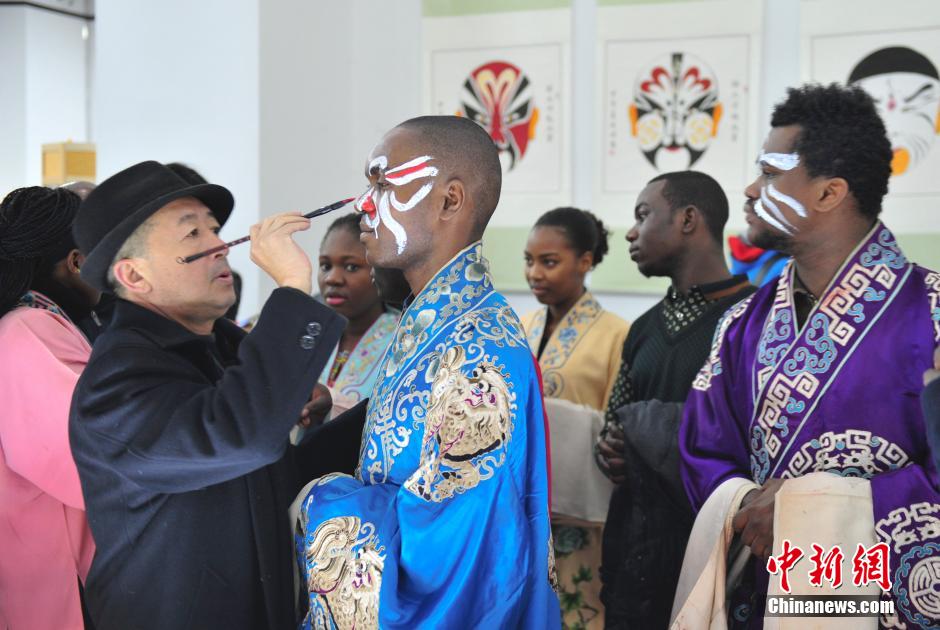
[904,82,935,103]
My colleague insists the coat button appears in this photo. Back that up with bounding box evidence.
[306,322,322,336]
[300,335,317,350]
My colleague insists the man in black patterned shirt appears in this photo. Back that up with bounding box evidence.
[595,171,754,629]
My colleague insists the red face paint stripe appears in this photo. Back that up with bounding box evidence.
[384,160,433,181]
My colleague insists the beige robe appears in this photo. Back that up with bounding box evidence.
[521,291,629,411]
[522,291,630,630]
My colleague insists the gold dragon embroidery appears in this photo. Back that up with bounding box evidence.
[304,516,385,630]
[404,345,514,502]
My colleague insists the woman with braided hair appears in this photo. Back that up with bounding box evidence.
[0,186,99,629]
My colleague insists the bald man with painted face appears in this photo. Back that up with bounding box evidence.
[291,116,560,628]
[673,84,940,628]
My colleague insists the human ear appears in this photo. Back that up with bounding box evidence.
[112,259,152,295]
[578,250,594,273]
[680,205,698,235]
[439,179,467,223]
[815,177,850,214]
[65,249,84,275]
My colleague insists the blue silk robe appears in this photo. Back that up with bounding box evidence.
[295,243,561,629]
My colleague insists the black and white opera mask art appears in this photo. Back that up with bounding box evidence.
[849,46,940,176]
[630,51,723,172]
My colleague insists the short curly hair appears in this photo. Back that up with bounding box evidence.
[770,83,892,220]
[649,171,729,245]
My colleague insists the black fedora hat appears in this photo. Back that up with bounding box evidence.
[74,161,234,292]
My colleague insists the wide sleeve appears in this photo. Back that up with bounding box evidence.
[868,460,940,627]
[678,307,753,512]
[619,400,689,510]
[0,311,89,508]
[70,288,345,493]
[381,350,556,628]
[866,371,940,627]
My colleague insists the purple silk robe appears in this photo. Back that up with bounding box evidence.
[680,222,940,628]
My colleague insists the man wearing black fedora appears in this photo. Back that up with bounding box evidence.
[68,161,363,629]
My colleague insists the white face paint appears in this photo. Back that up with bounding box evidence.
[756,188,795,234]
[384,155,439,185]
[369,156,388,172]
[766,183,807,218]
[758,151,800,171]
[389,182,433,212]
[752,151,804,235]
[355,155,438,256]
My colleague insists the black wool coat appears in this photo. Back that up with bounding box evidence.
[70,288,366,630]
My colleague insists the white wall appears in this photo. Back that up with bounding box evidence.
[257,1,355,303]
[93,0,261,315]
[0,5,89,198]
[91,0,422,315]
[0,6,27,199]
[24,7,89,185]
[758,0,801,141]
[347,0,423,172]
[257,0,422,302]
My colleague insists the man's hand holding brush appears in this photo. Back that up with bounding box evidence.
[249,212,313,294]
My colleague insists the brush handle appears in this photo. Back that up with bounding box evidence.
[303,197,354,219]
[176,197,355,264]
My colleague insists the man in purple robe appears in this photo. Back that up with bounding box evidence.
[678,83,940,628]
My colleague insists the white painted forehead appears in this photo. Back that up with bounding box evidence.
[758,151,800,171]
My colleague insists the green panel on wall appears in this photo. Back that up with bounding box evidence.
[481,228,940,295]
[423,0,569,17]
[596,0,703,5]
[897,233,940,272]
[481,226,670,294]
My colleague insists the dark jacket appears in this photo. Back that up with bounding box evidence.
[69,288,361,630]
[605,400,690,627]
[601,279,756,629]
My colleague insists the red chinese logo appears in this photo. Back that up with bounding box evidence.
[766,540,804,594]
[766,541,892,593]
[808,543,844,589]
[852,542,892,591]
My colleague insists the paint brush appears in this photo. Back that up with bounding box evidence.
[176,197,356,264]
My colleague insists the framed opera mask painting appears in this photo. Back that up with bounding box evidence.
[601,32,754,199]
[629,52,723,172]
[458,60,540,172]
[849,46,940,177]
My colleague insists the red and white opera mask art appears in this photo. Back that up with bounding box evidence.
[630,52,723,172]
[458,60,539,171]
[849,46,940,176]
[354,155,438,256]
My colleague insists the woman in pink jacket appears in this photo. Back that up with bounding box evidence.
[0,187,100,629]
